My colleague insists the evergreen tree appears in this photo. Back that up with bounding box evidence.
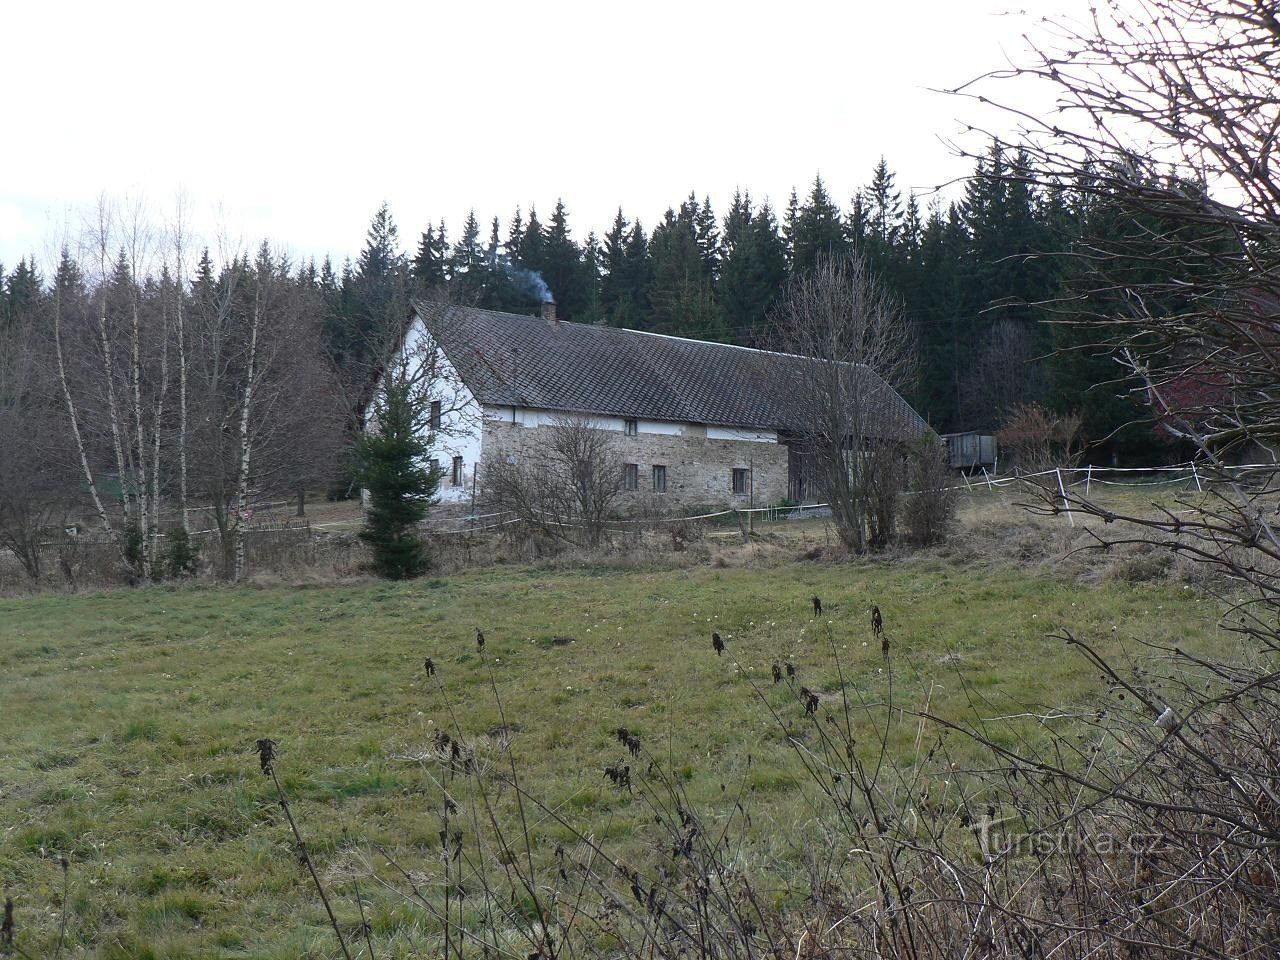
[506,207,525,264]
[413,224,448,293]
[354,370,438,579]
[540,199,591,318]
[865,157,903,249]
[790,176,847,273]
[5,259,42,327]
[343,203,411,370]
[692,193,721,281]
[719,199,787,343]
[448,209,485,299]
[648,205,721,338]
[597,215,652,328]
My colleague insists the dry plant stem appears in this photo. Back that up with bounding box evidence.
[51,858,67,960]
[265,764,354,960]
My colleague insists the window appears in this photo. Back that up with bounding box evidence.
[451,455,463,487]
[652,464,667,493]
[430,401,442,430]
[732,467,750,496]
[625,418,638,436]
[623,463,639,491]
[429,458,441,477]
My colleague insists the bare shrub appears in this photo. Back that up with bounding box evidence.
[863,442,904,550]
[901,434,957,546]
[764,254,918,553]
[996,402,1081,472]
[482,413,625,550]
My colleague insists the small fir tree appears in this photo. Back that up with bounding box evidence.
[355,369,438,578]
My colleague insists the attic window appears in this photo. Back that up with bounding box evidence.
[625,419,638,436]
[430,401,442,430]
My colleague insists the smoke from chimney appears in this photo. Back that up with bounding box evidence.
[505,265,554,304]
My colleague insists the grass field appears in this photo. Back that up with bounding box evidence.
[0,551,1228,958]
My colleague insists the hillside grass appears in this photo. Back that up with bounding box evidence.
[0,557,1227,957]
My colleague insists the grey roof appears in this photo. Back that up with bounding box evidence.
[417,301,929,439]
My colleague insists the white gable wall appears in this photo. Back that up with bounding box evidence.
[400,317,484,504]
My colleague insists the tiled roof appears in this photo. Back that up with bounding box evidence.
[417,301,929,439]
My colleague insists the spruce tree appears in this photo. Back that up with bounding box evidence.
[354,370,438,579]
[449,210,485,300]
[719,199,786,343]
[790,176,847,273]
[413,225,447,293]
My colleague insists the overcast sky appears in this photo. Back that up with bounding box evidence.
[0,1,1062,270]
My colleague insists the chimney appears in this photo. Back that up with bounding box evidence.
[541,299,557,322]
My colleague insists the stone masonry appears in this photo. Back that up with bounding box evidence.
[481,418,790,511]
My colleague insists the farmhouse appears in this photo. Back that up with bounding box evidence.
[389,300,929,510]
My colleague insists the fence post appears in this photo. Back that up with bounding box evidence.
[981,467,993,491]
[1192,463,1203,493]
[1085,463,1092,496]
[1056,467,1075,527]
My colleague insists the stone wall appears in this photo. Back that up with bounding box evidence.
[480,417,790,511]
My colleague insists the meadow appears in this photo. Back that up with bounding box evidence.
[0,534,1230,958]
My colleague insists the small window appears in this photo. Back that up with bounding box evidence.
[429,457,441,477]
[625,419,638,436]
[623,463,639,491]
[451,455,463,487]
[430,401,442,430]
[652,464,667,494]
[732,467,750,496]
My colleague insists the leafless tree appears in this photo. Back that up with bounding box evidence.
[186,243,343,580]
[916,3,1280,954]
[962,317,1035,429]
[482,413,625,549]
[0,298,75,580]
[764,254,917,553]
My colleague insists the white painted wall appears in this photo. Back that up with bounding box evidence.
[400,318,484,505]
[480,405,777,443]
[707,426,777,443]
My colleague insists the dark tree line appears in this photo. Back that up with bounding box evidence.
[290,149,1204,462]
[2,147,1210,468]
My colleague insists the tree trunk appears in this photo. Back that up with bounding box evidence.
[233,293,262,582]
[175,264,190,535]
[53,290,116,544]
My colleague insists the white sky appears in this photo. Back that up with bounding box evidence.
[0,0,1062,270]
